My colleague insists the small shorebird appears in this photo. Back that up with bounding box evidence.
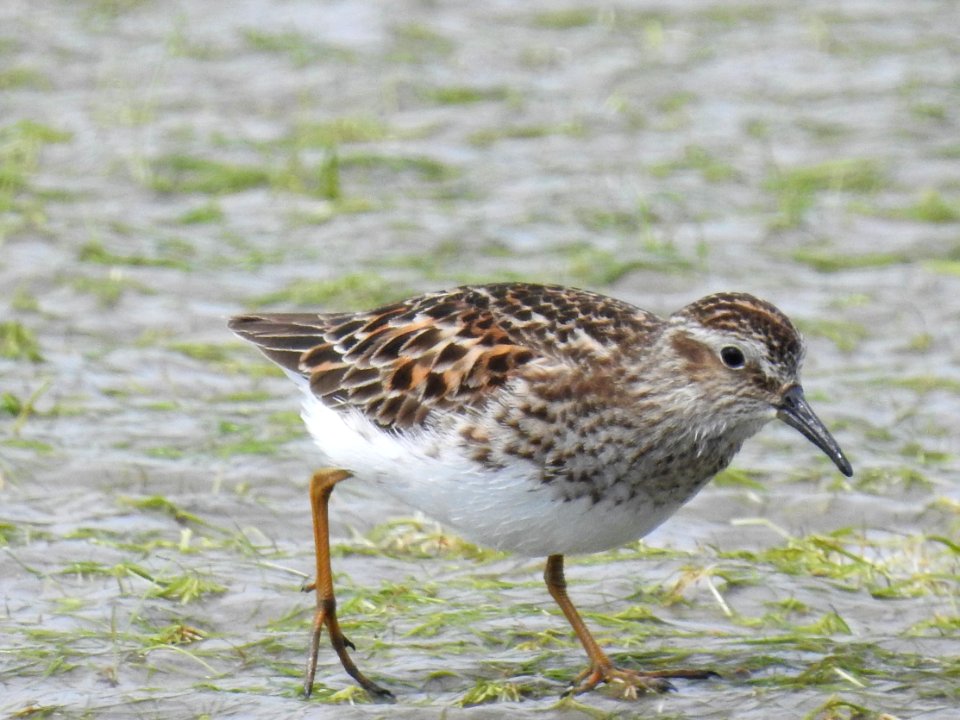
[230,282,852,699]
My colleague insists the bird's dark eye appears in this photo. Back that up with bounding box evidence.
[720,346,746,369]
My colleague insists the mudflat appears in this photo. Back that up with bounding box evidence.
[1,2,957,718]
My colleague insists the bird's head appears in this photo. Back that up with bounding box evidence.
[664,292,852,477]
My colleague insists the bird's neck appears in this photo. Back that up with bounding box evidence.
[624,367,770,466]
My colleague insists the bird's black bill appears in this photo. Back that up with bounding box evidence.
[776,385,853,477]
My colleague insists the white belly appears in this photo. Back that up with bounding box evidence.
[300,393,673,556]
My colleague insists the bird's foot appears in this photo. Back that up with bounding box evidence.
[304,600,394,702]
[565,662,718,700]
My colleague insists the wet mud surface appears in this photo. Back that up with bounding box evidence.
[1,1,958,718]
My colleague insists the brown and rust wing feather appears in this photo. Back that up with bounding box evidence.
[229,283,659,429]
[229,293,537,429]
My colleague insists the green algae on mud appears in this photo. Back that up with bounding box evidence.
[253,272,402,310]
[241,28,355,66]
[793,317,870,353]
[648,145,739,183]
[0,321,43,361]
[892,189,960,223]
[791,248,909,273]
[764,158,886,229]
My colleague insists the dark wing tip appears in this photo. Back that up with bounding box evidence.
[228,314,260,331]
[228,313,329,376]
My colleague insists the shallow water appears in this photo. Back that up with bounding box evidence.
[1,1,958,718]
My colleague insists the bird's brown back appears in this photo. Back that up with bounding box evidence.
[228,283,661,429]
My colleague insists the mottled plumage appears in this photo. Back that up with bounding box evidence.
[230,284,655,429]
[229,282,852,699]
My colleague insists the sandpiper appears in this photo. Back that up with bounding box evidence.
[229,282,852,699]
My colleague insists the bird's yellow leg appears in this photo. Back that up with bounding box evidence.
[544,554,717,699]
[303,468,393,700]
